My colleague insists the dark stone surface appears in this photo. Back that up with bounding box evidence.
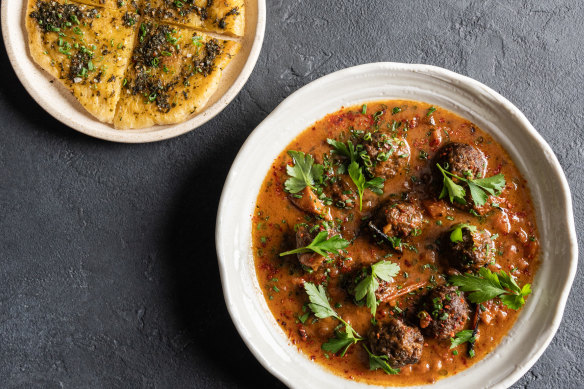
[0,0,582,387]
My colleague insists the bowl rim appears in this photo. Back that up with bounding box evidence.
[216,62,578,388]
[1,0,266,143]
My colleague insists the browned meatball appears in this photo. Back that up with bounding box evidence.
[327,177,357,209]
[377,200,424,238]
[368,318,424,368]
[362,133,410,179]
[434,142,487,181]
[417,285,469,340]
[442,227,496,272]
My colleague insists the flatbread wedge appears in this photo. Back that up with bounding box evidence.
[142,0,244,37]
[26,0,139,123]
[113,20,240,129]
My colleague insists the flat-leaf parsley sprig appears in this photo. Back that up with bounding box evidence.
[327,138,385,211]
[303,282,402,374]
[303,282,362,356]
[327,138,360,164]
[436,163,505,207]
[449,267,532,310]
[348,161,385,211]
[279,231,349,258]
[354,260,400,316]
[284,150,324,194]
[363,344,400,375]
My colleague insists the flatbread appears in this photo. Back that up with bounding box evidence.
[142,0,244,37]
[72,0,134,11]
[26,0,138,123]
[113,20,240,129]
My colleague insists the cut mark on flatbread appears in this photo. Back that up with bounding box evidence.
[26,0,245,129]
[113,19,241,129]
[26,0,139,123]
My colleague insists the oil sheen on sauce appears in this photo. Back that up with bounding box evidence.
[252,100,539,386]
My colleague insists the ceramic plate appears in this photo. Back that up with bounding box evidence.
[1,0,265,143]
[216,63,577,388]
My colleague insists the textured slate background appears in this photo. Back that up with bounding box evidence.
[0,0,582,387]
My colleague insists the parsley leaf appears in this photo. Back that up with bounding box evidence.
[327,139,359,163]
[279,231,349,257]
[363,344,400,375]
[449,223,477,243]
[348,161,385,211]
[371,260,400,282]
[437,163,467,204]
[354,260,400,316]
[322,324,362,357]
[467,181,489,206]
[449,268,532,310]
[355,275,379,316]
[284,151,324,194]
[436,163,506,206]
[348,161,366,210]
[471,174,506,195]
[303,282,340,320]
[304,283,363,356]
[450,329,475,349]
[365,176,385,195]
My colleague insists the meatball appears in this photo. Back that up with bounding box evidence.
[368,318,424,368]
[327,177,357,209]
[376,200,424,238]
[433,142,487,181]
[362,133,410,179]
[441,227,496,272]
[294,223,333,271]
[417,285,469,340]
[418,285,469,339]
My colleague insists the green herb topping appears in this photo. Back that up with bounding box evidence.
[303,283,362,356]
[354,260,400,316]
[437,163,505,206]
[284,150,324,194]
[279,231,349,258]
[449,267,532,310]
[449,223,477,242]
[363,344,400,375]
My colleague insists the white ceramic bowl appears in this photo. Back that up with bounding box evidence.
[216,63,577,388]
[1,0,266,143]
